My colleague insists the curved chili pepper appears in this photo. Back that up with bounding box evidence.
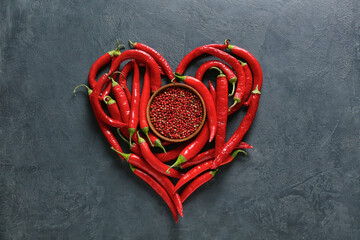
[180,169,218,203]
[110,49,161,93]
[175,40,230,75]
[89,75,127,128]
[174,160,214,193]
[180,142,251,169]
[73,85,124,161]
[196,60,237,96]
[129,164,178,222]
[110,77,130,122]
[118,60,134,87]
[111,149,183,217]
[228,60,252,113]
[88,43,123,99]
[139,66,153,145]
[208,81,216,103]
[168,122,209,170]
[176,46,245,103]
[212,85,262,169]
[227,44,263,104]
[129,40,175,82]
[174,75,216,142]
[137,133,183,178]
[242,62,254,106]
[212,67,228,158]
[103,95,122,121]
[154,142,187,163]
[128,61,140,146]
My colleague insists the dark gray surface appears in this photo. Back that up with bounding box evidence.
[1,0,360,239]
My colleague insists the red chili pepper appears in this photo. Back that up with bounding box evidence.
[89,75,127,128]
[174,75,216,142]
[196,60,237,96]
[110,49,161,93]
[228,60,253,113]
[103,95,122,121]
[137,133,183,178]
[227,44,263,104]
[168,122,209,170]
[111,149,183,217]
[88,42,124,99]
[129,164,179,222]
[139,66,153,145]
[242,62,254,106]
[180,142,251,169]
[129,40,175,82]
[175,40,230,75]
[110,76,130,122]
[212,67,228,157]
[176,45,245,103]
[208,81,216,103]
[212,85,262,169]
[180,169,218,203]
[73,85,124,161]
[154,142,187,163]
[128,61,140,146]
[174,160,213,193]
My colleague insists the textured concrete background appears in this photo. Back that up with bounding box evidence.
[1,0,360,239]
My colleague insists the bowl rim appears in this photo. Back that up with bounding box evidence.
[146,83,207,143]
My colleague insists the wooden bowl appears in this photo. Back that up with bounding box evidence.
[146,83,206,143]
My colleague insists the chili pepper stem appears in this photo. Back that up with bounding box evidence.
[154,139,166,153]
[116,128,130,145]
[108,40,125,57]
[129,163,136,172]
[231,149,247,159]
[167,154,186,173]
[129,128,136,147]
[229,80,236,96]
[174,73,186,82]
[141,127,154,147]
[110,146,130,161]
[228,98,240,112]
[73,84,92,95]
[128,39,136,48]
[210,169,219,177]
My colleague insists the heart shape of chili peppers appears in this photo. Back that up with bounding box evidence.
[75,39,263,222]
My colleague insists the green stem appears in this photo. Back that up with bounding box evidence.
[167,154,186,173]
[228,98,240,112]
[129,163,136,172]
[129,39,136,48]
[110,146,130,161]
[252,85,261,95]
[116,128,129,145]
[137,131,146,144]
[210,169,219,177]
[73,84,92,95]
[174,73,186,82]
[141,127,154,147]
[103,95,116,105]
[154,139,166,153]
[228,78,237,96]
[231,149,247,159]
[128,128,136,147]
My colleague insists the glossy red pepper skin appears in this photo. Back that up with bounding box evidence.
[180,170,218,203]
[212,85,262,169]
[137,134,183,178]
[208,81,216,103]
[242,63,254,106]
[180,142,252,169]
[139,66,152,143]
[196,60,237,95]
[88,49,120,99]
[175,43,229,75]
[111,78,130,122]
[110,49,161,93]
[130,40,175,81]
[113,151,183,217]
[175,75,216,142]
[175,160,213,193]
[131,166,178,222]
[176,46,245,103]
[170,122,210,169]
[128,61,140,145]
[155,143,187,162]
[227,45,263,103]
[215,73,228,157]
